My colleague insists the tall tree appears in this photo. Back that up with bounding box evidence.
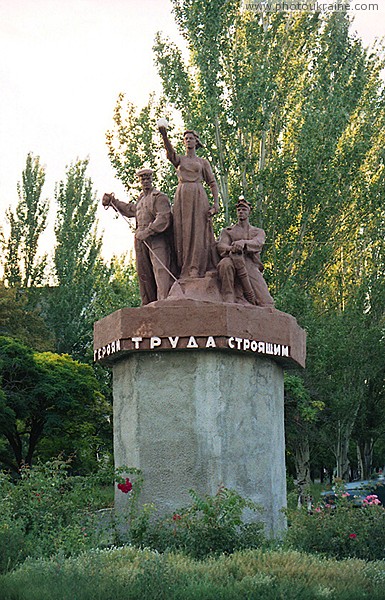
[47,159,104,359]
[284,373,324,503]
[3,154,48,288]
[153,5,384,298]
[153,4,324,229]
[106,2,385,478]
[0,337,38,470]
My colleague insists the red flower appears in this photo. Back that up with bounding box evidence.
[172,513,182,521]
[349,533,357,539]
[117,478,133,494]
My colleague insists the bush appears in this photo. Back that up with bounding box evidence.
[285,482,385,560]
[118,484,265,559]
[0,459,112,572]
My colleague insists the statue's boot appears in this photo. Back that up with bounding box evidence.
[232,256,256,305]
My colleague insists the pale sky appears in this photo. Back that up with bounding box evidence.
[0,0,384,262]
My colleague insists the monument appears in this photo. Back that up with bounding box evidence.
[94,123,306,536]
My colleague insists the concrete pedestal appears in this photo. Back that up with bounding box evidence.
[94,300,306,537]
[113,350,286,536]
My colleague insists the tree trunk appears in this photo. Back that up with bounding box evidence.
[320,465,324,484]
[25,418,45,466]
[357,439,373,480]
[294,435,311,506]
[335,421,352,481]
[256,129,267,228]
[5,429,23,470]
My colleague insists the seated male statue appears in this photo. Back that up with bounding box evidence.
[217,197,274,307]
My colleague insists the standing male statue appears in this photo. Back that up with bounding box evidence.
[102,168,173,305]
[217,197,274,307]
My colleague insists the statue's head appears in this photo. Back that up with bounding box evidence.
[236,196,252,220]
[183,130,203,149]
[136,167,154,191]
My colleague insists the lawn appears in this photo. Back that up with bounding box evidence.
[1,546,385,600]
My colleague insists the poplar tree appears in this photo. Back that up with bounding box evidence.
[48,159,104,359]
[106,1,385,479]
[3,153,48,288]
[153,4,384,298]
[152,2,385,480]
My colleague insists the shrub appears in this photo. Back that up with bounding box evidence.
[118,484,265,559]
[285,482,385,560]
[0,459,112,572]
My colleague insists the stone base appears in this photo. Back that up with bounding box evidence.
[94,300,306,537]
[113,350,287,537]
[167,271,223,303]
[94,299,306,369]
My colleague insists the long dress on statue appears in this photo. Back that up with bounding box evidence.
[166,146,218,279]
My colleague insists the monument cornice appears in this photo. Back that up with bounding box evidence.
[94,300,306,369]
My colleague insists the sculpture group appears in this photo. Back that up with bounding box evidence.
[103,125,274,308]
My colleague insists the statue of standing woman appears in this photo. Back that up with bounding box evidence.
[158,125,219,279]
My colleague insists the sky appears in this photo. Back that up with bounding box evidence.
[0,0,384,262]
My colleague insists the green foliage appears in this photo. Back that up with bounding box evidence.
[2,546,385,600]
[1,154,140,362]
[123,484,265,559]
[285,374,324,424]
[304,291,385,480]
[48,158,105,358]
[106,94,178,201]
[92,255,141,315]
[285,484,385,561]
[0,336,110,471]
[3,154,48,288]
[153,5,385,298]
[284,372,324,498]
[0,459,111,574]
[0,282,54,351]
[0,336,39,470]
[2,462,385,597]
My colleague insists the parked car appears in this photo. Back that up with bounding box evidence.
[321,475,385,507]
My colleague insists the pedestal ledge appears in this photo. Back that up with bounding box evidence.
[94,300,306,368]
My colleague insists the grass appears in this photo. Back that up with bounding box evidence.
[1,546,385,600]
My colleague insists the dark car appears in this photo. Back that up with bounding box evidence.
[321,476,385,507]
